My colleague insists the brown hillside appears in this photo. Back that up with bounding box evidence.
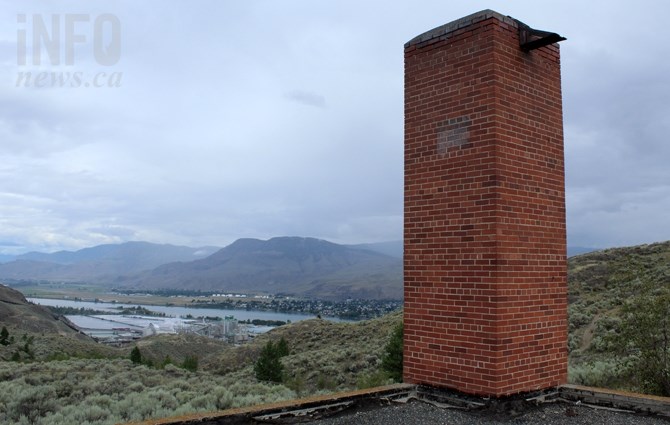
[0,284,119,361]
[0,284,84,336]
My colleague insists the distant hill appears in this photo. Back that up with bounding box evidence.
[0,260,69,280]
[568,241,670,297]
[347,241,595,259]
[0,242,220,282]
[116,237,403,300]
[16,241,219,265]
[0,254,14,263]
[0,284,123,361]
[348,241,403,259]
[568,246,599,257]
[567,241,670,385]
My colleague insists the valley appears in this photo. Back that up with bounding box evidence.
[0,239,669,424]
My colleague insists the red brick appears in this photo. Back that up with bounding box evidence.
[403,10,567,397]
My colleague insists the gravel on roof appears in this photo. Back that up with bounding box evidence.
[314,399,670,425]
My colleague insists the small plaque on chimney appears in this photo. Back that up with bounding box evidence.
[436,116,471,154]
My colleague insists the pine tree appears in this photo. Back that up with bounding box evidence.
[130,346,142,364]
[162,355,173,368]
[254,341,284,382]
[0,326,9,346]
[276,337,290,357]
[381,322,403,382]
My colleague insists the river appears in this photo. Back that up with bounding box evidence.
[28,297,341,323]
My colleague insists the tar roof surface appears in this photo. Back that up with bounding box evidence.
[314,399,670,425]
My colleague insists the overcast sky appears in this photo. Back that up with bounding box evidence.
[0,1,668,254]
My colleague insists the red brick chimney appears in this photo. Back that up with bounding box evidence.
[403,10,567,396]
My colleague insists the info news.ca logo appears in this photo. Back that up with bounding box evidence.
[16,13,122,89]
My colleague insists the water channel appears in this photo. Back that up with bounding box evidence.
[29,297,343,338]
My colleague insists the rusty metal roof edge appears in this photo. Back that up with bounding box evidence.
[559,384,670,416]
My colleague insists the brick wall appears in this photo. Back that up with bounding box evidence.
[403,10,567,396]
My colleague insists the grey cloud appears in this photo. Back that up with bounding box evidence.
[284,90,326,108]
[0,241,21,247]
[0,1,668,253]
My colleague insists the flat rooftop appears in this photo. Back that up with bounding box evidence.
[315,400,667,425]
[131,384,670,425]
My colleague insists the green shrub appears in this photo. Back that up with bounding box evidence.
[284,373,306,397]
[568,359,621,388]
[0,358,299,424]
[567,333,580,353]
[214,387,235,410]
[381,322,403,382]
[567,305,592,331]
[357,370,390,389]
[608,284,670,395]
[181,355,199,372]
[316,373,336,390]
[161,355,173,368]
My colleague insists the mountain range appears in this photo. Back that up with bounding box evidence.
[346,241,403,259]
[0,238,403,300]
[0,238,601,301]
[115,237,403,299]
[0,242,219,282]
